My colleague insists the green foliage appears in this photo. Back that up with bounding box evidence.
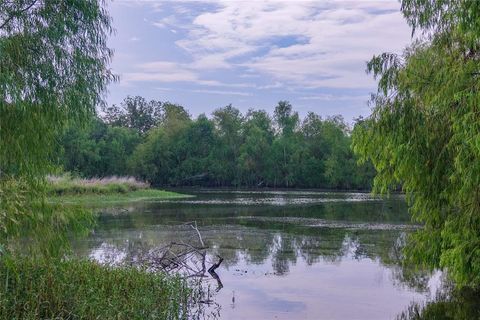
[102,96,163,135]
[396,285,480,320]
[63,100,373,189]
[59,118,141,177]
[238,110,274,186]
[352,0,480,287]
[49,189,192,206]
[0,0,115,178]
[0,257,190,320]
[0,178,95,259]
[0,3,195,319]
[0,0,113,273]
[211,105,244,185]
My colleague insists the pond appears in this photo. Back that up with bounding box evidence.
[73,190,443,319]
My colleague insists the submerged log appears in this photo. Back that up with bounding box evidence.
[208,255,224,291]
[208,255,223,273]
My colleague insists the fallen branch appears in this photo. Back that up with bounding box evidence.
[208,255,224,273]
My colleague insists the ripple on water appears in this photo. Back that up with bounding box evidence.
[157,196,384,206]
[238,216,420,230]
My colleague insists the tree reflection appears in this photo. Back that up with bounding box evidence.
[77,216,433,294]
[67,191,452,320]
[396,284,480,320]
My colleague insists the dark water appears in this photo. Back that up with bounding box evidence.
[73,190,447,319]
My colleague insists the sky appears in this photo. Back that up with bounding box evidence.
[106,0,412,122]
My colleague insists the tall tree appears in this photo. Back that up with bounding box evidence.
[274,100,299,136]
[352,0,480,286]
[0,0,114,238]
[211,105,244,186]
[239,110,274,186]
[271,101,301,187]
[60,118,140,177]
[102,96,163,135]
[176,114,216,185]
[128,103,190,185]
[0,0,114,178]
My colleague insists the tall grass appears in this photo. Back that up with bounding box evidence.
[0,257,190,320]
[47,174,150,195]
[1,177,195,319]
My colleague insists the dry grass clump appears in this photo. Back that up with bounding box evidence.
[47,174,150,195]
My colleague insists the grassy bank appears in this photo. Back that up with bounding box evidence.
[0,257,190,319]
[51,188,192,205]
[47,175,192,205]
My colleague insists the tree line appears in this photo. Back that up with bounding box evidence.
[57,96,374,189]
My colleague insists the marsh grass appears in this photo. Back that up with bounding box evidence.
[47,174,150,195]
[0,257,191,320]
[46,174,192,205]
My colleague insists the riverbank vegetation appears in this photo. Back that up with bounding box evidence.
[57,99,375,190]
[2,0,480,318]
[352,1,480,288]
[46,175,191,204]
[51,188,191,205]
[0,1,192,319]
[0,257,189,320]
[47,175,149,195]
[397,284,480,320]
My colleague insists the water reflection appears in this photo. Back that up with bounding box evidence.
[397,283,480,320]
[74,190,440,319]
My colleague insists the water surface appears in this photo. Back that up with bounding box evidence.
[73,190,442,319]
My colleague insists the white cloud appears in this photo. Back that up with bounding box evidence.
[121,60,255,88]
[299,93,366,101]
[155,87,173,91]
[153,15,180,29]
[191,89,251,96]
[122,61,198,83]
[258,81,284,90]
[156,0,411,89]
[119,0,412,95]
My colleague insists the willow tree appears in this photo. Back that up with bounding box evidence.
[352,0,480,287]
[0,1,114,239]
[0,0,115,177]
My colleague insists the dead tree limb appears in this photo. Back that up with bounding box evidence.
[208,255,224,273]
